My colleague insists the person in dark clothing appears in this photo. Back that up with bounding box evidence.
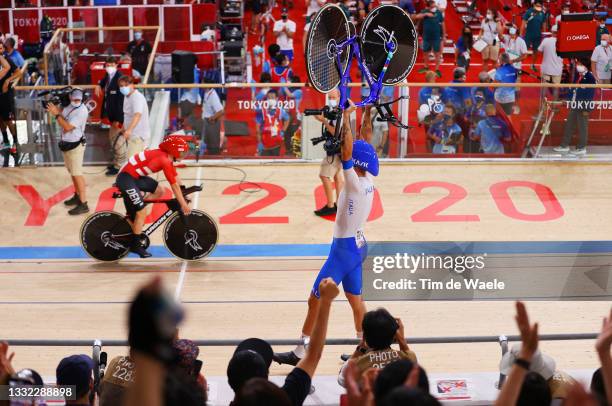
[554,58,597,156]
[0,43,19,163]
[95,56,125,176]
[228,278,339,406]
[126,31,152,77]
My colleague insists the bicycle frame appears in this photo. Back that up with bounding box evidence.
[333,30,397,110]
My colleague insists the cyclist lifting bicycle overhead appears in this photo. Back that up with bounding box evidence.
[274,3,417,365]
[274,99,379,365]
[116,136,191,258]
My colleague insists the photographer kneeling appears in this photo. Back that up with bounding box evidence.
[47,88,90,215]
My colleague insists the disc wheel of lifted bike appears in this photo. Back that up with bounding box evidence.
[80,211,132,262]
[163,210,218,261]
[360,4,417,85]
[305,3,351,93]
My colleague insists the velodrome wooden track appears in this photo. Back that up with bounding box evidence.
[0,162,611,385]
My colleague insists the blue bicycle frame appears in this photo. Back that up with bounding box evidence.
[333,31,397,110]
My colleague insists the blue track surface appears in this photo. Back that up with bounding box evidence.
[3,241,612,260]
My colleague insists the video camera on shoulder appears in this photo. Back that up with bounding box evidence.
[39,86,89,109]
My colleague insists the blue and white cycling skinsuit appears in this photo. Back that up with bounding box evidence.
[312,159,374,297]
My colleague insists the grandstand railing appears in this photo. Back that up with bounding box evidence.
[2,333,598,347]
[11,81,612,162]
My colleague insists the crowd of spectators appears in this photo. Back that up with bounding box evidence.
[0,277,610,406]
[0,0,610,161]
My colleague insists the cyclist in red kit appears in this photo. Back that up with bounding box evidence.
[115,136,191,258]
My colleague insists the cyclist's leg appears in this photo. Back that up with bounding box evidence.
[116,173,152,257]
[137,176,163,200]
[131,176,159,234]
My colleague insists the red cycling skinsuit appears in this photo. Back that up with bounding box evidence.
[116,149,177,217]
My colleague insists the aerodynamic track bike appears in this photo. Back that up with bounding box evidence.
[80,185,218,262]
[303,4,418,132]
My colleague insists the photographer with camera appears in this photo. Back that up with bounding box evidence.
[46,88,90,215]
[313,89,344,217]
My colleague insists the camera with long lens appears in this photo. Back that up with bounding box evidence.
[39,86,88,109]
[304,106,342,155]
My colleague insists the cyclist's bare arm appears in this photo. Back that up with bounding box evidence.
[359,107,373,144]
[170,182,191,215]
[341,100,356,162]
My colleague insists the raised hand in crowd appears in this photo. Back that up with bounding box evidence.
[0,342,15,384]
[494,301,539,406]
[345,360,375,406]
[595,307,612,405]
[124,276,185,406]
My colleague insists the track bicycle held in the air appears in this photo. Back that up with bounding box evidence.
[80,184,218,262]
[303,4,418,136]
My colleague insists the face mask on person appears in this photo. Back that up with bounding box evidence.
[444,114,452,120]
[509,27,517,36]
[562,9,569,14]
[486,13,493,19]
[70,100,81,108]
[430,7,437,13]
[602,40,609,47]
[431,94,440,101]
[282,14,288,21]
[463,31,471,36]
[475,95,484,103]
[576,65,587,74]
[601,23,607,28]
[134,32,142,40]
[328,99,338,107]
[106,66,117,76]
[120,86,131,96]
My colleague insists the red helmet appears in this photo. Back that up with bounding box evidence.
[159,136,189,159]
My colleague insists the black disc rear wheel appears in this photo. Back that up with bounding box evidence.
[80,211,132,262]
[360,5,417,85]
[305,4,351,93]
[163,210,218,260]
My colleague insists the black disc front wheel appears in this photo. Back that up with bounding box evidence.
[305,4,351,93]
[80,211,132,262]
[163,210,218,260]
[360,5,417,85]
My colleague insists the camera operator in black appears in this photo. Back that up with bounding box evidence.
[0,42,20,158]
[95,56,124,176]
[313,89,344,217]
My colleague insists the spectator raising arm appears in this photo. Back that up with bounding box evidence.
[495,301,539,406]
[296,278,340,377]
[595,307,612,406]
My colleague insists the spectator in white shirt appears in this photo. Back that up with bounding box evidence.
[480,9,504,72]
[274,8,297,61]
[537,25,564,98]
[306,0,326,19]
[119,75,150,158]
[591,34,612,84]
[201,85,224,155]
[503,25,528,112]
[503,26,528,71]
